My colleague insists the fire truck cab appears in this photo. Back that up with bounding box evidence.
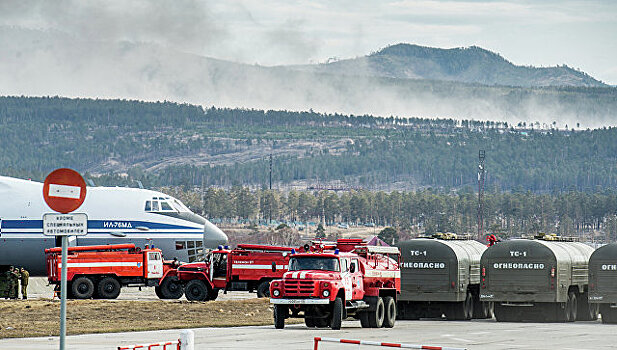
[176,244,294,301]
[270,239,401,330]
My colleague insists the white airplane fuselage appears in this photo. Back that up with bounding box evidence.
[0,176,228,275]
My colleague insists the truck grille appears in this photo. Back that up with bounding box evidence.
[284,280,315,296]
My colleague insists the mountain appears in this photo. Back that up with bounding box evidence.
[0,27,614,128]
[291,44,606,88]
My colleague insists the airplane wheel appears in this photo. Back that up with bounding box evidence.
[97,277,121,299]
[71,277,94,299]
[184,280,209,301]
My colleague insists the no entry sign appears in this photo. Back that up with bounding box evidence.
[43,168,87,214]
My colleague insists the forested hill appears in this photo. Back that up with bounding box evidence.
[1,96,617,192]
[291,44,606,88]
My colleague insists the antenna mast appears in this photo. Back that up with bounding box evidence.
[477,150,486,241]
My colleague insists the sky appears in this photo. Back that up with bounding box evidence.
[0,0,615,84]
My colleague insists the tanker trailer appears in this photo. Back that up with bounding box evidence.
[397,235,492,320]
[588,243,617,323]
[480,235,596,322]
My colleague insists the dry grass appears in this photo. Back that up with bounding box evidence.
[0,298,298,339]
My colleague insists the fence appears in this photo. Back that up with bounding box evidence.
[313,337,467,350]
[118,330,194,350]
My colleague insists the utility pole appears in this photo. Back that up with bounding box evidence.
[269,153,272,224]
[477,150,486,241]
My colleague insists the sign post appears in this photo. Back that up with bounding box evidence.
[42,168,87,350]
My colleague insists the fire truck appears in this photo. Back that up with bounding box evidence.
[176,244,295,301]
[45,243,167,299]
[269,239,401,330]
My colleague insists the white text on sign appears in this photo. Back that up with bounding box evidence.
[43,213,88,236]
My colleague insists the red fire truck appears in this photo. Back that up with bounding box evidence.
[269,239,401,330]
[45,243,167,299]
[176,244,296,301]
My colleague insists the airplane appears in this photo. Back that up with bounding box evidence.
[0,175,229,276]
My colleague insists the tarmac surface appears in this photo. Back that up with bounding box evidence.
[5,278,614,349]
[1,318,615,350]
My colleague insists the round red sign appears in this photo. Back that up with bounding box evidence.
[43,168,87,214]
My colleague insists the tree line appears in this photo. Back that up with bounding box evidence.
[165,186,617,243]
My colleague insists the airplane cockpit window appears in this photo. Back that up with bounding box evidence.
[146,197,183,213]
[160,202,173,211]
[172,199,190,213]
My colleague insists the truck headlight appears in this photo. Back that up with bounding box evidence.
[322,290,330,297]
[273,289,280,297]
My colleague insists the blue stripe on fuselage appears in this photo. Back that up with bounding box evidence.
[1,219,200,230]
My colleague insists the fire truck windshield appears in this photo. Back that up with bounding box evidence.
[289,257,340,272]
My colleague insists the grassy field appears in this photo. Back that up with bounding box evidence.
[0,298,297,339]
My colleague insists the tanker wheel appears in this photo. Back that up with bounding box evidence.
[382,296,396,328]
[97,277,121,299]
[160,276,184,299]
[576,292,599,321]
[463,291,474,320]
[184,280,209,301]
[256,281,271,298]
[445,301,466,321]
[274,305,287,329]
[600,304,617,324]
[71,277,95,299]
[494,303,516,322]
[566,292,577,322]
[367,297,385,328]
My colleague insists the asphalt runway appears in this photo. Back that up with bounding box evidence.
[1,318,615,350]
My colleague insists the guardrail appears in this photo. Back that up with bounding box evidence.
[313,337,467,350]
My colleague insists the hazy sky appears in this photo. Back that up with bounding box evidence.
[1,0,615,84]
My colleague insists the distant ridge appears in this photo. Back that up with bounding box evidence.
[292,43,605,88]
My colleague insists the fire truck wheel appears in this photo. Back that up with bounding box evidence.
[71,277,95,299]
[274,305,287,329]
[359,312,370,328]
[185,280,210,301]
[154,286,164,299]
[331,297,343,330]
[257,280,271,298]
[368,297,385,328]
[97,277,121,299]
[208,289,219,301]
[160,276,184,299]
[304,317,316,328]
[382,296,396,328]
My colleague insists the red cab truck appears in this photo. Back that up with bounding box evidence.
[269,239,401,330]
[176,244,295,301]
[46,243,167,299]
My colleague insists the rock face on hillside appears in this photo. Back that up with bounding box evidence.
[292,44,606,88]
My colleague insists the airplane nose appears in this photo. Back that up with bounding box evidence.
[203,219,228,248]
